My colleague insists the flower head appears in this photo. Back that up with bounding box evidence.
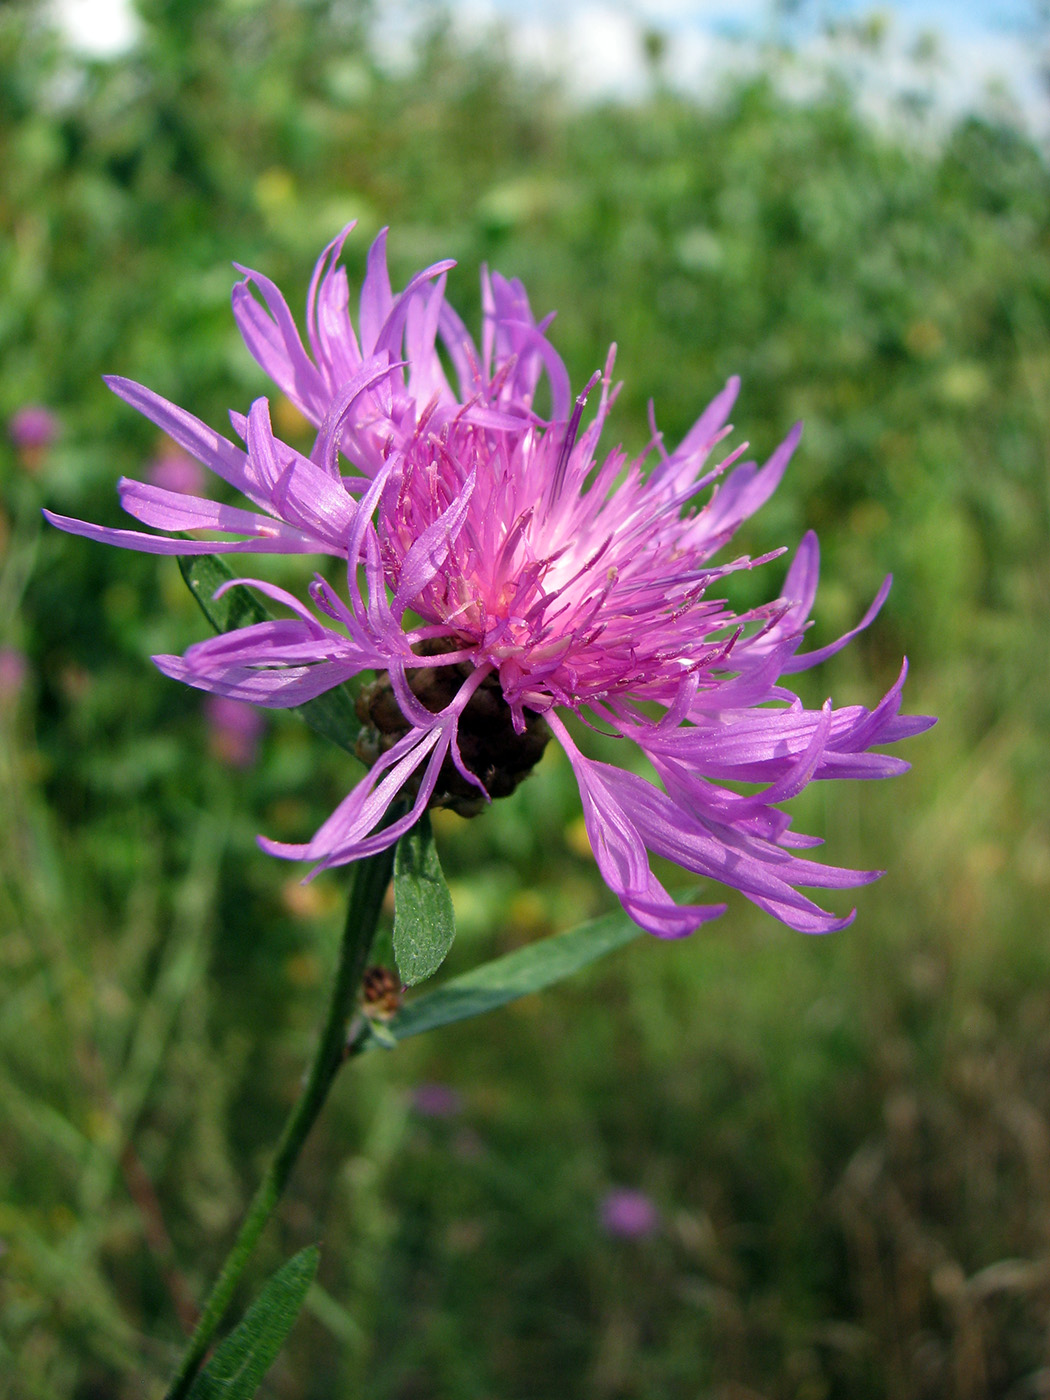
[0,647,28,705]
[148,448,207,498]
[599,1188,660,1239]
[411,1083,464,1119]
[47,228,933,939]
[9,405,58,451]
[204,694,265,768]
[44,223,562,560]
[10,405,58,474]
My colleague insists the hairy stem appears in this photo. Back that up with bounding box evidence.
[162,844,394,1399]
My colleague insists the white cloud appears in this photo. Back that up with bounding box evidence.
[523,5,652,98]
[451,0,1047,134]
[782,16,1046,139]
[53,0,139,56]
[49,0,1049,137]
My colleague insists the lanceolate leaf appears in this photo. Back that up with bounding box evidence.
[179,554,272,634]
[393,812,456,986]
[187,1245,319,1400]
[373,907,645,1045]
[178,555,361,755]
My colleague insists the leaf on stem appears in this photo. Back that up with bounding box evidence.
[373,907,645,1044]
[393,811,456,985]
[178,555,361,755]
[186,1245,319,1400]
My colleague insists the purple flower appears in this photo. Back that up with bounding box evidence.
[411,1083,464,1118]
[46,228,933,939]
[204,694,264,768]
[9,405,57,451]
[600,1188,660,1239]
[44,224,560,559]
[0,647,28,702]
[148,449,206,498]
[10,406,58,475]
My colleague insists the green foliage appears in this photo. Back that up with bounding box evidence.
[187,1246,319,1399]
[179,556,274,635]
[3,0,1050,1396]
[393,812,456,986]
[384,904,643,1041]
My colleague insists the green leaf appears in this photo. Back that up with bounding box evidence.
[178,554,271,633]
[377,907,645,1044]
[187,1245,319,1400]
[393,811,456,985]
[178,555,361,755]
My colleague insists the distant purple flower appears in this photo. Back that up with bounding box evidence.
[10,406,57,463]
[600,1188,659,1239]
[204,694,264,768]
[46,228,933,938]
[0,647,28,702]
[411,1083,464,1118]
[148,450,206,498]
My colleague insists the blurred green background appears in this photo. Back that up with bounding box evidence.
[3,1,1050,1395]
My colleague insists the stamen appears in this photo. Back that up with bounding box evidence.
[549,369,602,503]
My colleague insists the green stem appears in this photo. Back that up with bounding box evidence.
[162,844,395,1400]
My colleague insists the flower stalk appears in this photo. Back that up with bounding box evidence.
[163,840,395,1400]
